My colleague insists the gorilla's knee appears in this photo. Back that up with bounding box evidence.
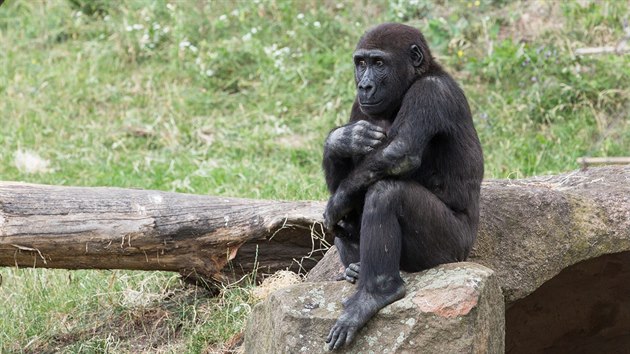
[364,180,401,212]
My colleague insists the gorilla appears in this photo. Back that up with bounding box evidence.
[322,23,484,350]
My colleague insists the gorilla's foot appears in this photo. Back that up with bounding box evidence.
[344,262,360,284]
[326,285,406,351]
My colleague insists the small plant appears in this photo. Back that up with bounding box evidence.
[67,0,111,17]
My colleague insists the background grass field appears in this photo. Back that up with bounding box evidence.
[1,0,629,352]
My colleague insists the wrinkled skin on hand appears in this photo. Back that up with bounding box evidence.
[326,120,386,158]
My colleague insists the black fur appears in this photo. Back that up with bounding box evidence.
[322,23,484,350]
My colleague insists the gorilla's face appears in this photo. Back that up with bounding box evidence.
[353,44,423,117]
[353,48,397,116]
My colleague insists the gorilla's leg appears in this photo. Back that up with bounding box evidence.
[334,228,360,282]
[334,228,359,264]
[333,212,362,283]
[326,180,472,350]
[327,180,405,350]
[397,184,473,272]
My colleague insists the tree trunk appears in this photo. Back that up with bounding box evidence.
[0,182,328,283]
[1,166,628,297]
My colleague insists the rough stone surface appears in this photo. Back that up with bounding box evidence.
[244,262,504,354]
[304,245,344,282]
[471,166,630,303]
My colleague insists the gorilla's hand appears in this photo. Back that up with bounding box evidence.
[326,120,386,157]
[323,190,353,230]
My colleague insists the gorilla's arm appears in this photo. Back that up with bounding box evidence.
[322,106,386,193]
[322,144,353,194]
[324,78,459,228]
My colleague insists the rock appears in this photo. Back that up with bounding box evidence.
[471,166,630,303]
[308,166,630,305]
[304,245,344,282]
[244,262,504,354]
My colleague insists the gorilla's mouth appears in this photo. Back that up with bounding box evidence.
[360,100,383,107]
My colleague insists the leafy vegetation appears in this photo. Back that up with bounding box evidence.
[1,0,628,352]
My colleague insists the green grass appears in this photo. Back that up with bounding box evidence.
[1,0,629,352]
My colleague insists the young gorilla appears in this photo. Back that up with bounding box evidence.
[322,23,484,350]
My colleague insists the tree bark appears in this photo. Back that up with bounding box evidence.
[0,182,328,283]
[1,166,628,296]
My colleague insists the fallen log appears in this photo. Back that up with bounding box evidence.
[1,166,628,298]
[0,183,328,283]
[577,156,630,169]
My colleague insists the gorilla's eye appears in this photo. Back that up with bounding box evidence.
[376,60,384,67]
[358,60,367,67]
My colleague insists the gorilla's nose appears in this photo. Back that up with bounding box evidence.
[358,79,376,97]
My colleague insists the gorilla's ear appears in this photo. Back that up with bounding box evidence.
[410,44,423,67]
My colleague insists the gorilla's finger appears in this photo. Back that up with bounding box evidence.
[365,139,381,148]
[332,330,348,350]
[326,325,341,350]
[369,125,386,134]
[326,325,337,343]
[369,131,386,140]
[345,327,358,347]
